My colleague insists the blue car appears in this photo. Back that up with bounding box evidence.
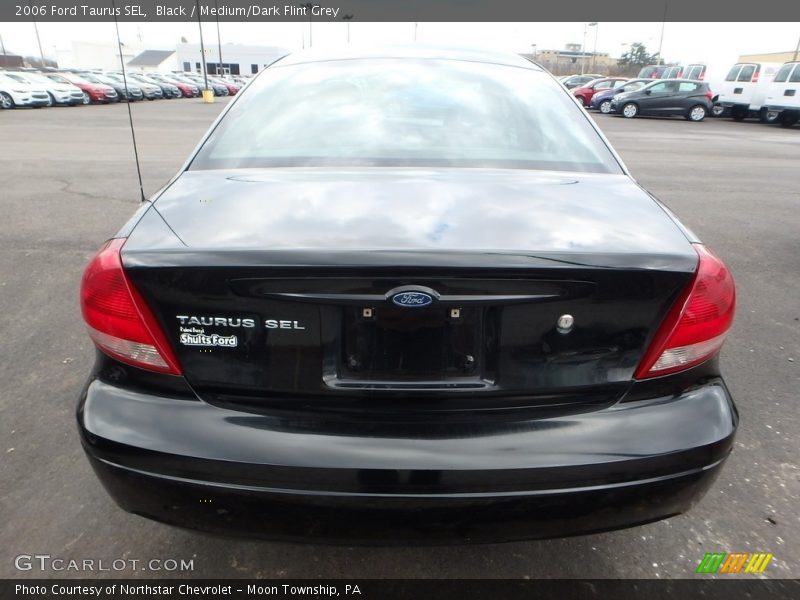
[591,79,650,113]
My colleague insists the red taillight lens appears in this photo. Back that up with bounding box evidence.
[80,238,182,375]
[635,245,735,379]
[705,90,714,101]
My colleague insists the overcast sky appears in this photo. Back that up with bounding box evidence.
[1,21,798,69]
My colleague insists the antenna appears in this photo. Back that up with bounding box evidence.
[111,0,146,203]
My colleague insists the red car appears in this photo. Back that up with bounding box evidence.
[45,72,118,103]
[149,73,199,98]
[210,77,240,96]
[572,77,629,107]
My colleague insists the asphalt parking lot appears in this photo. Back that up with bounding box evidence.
[1,99,798,579]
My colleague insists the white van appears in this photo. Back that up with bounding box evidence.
[716,62,781,122]
[763,61,800,127]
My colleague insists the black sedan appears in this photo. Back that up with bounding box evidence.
[77,47,737,543]
[611,79,714,121]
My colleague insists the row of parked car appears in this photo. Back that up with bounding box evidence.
[558,60,800,127]
[0,68,251,109]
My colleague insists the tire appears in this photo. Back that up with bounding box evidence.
[0,92,15,109]
[599,100,612,114]
[779,112,798,128]
[731,106,747,121]
[621,103,638,118]
[686,105,707,122]
[759,108,779,124]
[46,92,55,107]
[711,104,725,117]
[82,92,91,105]
[575,95,586,107]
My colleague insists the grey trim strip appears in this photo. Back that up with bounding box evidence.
[93,456,726,499]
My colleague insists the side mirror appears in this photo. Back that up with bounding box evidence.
[645,89,652,95]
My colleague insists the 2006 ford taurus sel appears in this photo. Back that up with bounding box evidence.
[77,47,737,543]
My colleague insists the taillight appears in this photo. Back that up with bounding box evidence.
[80,238,182,375]
[752,67,760,83]
[635,244,735,379]
[705,90,714,101]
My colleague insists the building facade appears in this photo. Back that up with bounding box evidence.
[738,51,799,64]
[526,44,618,76]
[174,43,288,76]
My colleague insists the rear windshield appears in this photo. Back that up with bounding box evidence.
[725,65,742,81]
[737,65,756,82]
[774,63,794,83]
[684,65,705,79]
[190,59,621,174]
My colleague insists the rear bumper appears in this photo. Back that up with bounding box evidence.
[78,377,737,543]
[764,104,798,113]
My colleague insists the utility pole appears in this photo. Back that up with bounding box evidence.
[794,35,800,61]
[414,22,418,42]
[28,0,46,68]
[657,1,669,63]
[298,4,317,48]
[0,30,7,60]
[214,0,223,75]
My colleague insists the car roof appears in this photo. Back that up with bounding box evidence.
[643,78,704,84]
[274,44,542,71]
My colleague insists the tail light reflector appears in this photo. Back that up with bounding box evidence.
[80,238,182,375]
[635,245,735,379]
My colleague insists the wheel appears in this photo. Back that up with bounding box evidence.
[621,103,638,118]
[46,92,55,107]
[575,95,586,106]
[779,112,798,128]
[82,92,91,105]
[759,108,779,124]
[599,100,613,114]
[731,106,747,121]
[0,92,14,109]
[686,105,707,122]
[711,104,725,117]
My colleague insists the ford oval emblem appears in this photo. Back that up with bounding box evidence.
[391,291,434,308]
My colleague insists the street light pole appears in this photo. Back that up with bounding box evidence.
[342,14,353,44]
[581,23,587,75]
[195,0,211,102]
[590,23,599,72]
[214,0,223,75]
[794,34,800,61]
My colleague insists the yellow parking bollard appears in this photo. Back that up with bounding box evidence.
[202,89,215,103]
